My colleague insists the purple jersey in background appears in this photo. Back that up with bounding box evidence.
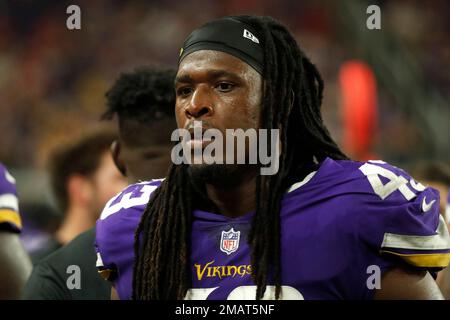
[0,162,22,233]
[95,158,450,300]
[445,189,450,226]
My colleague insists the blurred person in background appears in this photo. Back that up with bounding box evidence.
[19,202,61,255]
[411,162,450,229]
[104,67,177,183]
[410,161,450,298]
[0,163,32,299]
[23,67,176,299]
[30,129,128,264]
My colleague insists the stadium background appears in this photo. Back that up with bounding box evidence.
[0,0,448,253]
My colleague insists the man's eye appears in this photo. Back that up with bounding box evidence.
[177,87,192,96]
[216,82,234,92]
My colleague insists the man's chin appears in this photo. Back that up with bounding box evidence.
[187,163,255,188]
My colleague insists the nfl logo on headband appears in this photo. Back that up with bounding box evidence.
[220,228,240,255]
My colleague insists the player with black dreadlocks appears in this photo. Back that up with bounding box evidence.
[96,16,449,300]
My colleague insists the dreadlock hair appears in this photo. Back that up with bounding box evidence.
[133,16,348,300]
[102,66,176,131]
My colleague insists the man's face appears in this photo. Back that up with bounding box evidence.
[175,50,263,184]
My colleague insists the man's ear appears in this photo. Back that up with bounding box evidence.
[111,140,127,177]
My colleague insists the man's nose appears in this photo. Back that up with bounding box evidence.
[185,86,213,119]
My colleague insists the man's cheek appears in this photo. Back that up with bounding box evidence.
[175,105,186,124]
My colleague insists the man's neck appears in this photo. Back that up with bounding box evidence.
[204,172,257,218]
[55,207,94,245]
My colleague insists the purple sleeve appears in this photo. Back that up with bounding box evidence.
[0,163,22,233]
[95,180,162,293]
[356,160,450,269]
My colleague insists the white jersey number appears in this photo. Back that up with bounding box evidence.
[359,162,425,201]
[185,285,304,300]
[100,184,158,220]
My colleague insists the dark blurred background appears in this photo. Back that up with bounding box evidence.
[0,0,449,252]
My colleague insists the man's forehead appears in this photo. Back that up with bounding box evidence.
[178,17,264,75]
[176,50,260,84]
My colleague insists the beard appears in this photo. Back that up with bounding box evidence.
[187,163,258,190]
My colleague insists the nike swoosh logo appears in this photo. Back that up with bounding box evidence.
[422,196,436,212]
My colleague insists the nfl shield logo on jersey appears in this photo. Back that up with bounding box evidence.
[220,228,240,255]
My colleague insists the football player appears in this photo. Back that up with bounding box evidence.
[96,16,450,300]
[22,67,176,299]
[0,163,32,299]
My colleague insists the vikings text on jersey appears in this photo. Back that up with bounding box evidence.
[95,158,450,300]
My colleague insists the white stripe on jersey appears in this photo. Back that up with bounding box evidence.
[287,171,317,193]
[4,169,16,184]
[0,194,19,211]
[381,215,450,251]
[96,252,104,268]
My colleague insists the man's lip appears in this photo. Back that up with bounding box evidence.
[185,139,212,149]
[187,127,207,138]
[185,122,213,139]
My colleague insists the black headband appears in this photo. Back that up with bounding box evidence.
[178,17,264,75]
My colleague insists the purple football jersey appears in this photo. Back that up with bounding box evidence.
[446,189,450,226]
[0,163,21,233]
[95,158,450,300]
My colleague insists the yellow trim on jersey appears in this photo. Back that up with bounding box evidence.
[0,208,22,230]
[380,250,450,268]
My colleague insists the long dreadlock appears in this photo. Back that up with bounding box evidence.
[133,15,348,300]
